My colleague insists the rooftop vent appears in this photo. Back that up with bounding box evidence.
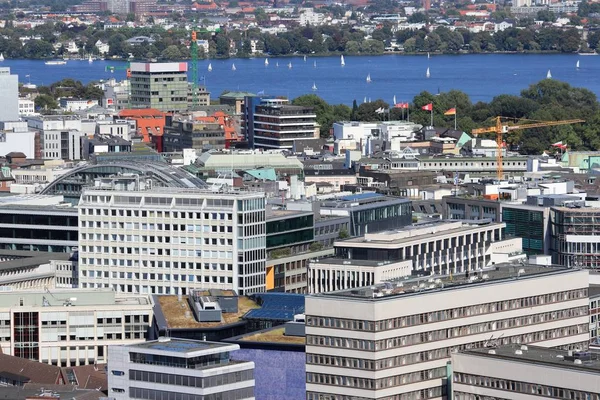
[515,349,523,355]
[520,345,528,351]
[158,336,171,343]
[574,359,583,365]
[488,350,496,354]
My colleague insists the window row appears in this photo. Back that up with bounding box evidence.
[81,235,233,245]
[306,324,588,369]
[306,366,446,390]
[81,209,233,221]
[129,386,254,400]
[80,261,233,271]
[130,368,253,388]
[80,221,234,233]
[306,288,588,332]
[306,386,443,400]
[454,372,600,400]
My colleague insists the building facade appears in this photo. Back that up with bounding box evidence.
[305,266,590,400]
[78,181,267,295]
[452,345,600,400]
[108,338,255,400]
[251,104,318,150]
[0,67,19,122]
[0,289,153,367]
[551,206,600,268]
[130,62,188,112]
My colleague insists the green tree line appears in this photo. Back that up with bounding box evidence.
[294,79,600,154]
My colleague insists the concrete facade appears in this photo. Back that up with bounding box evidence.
[0,67,19,122]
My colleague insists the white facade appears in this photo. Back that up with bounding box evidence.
[0,130,36,158]
[452,345,600,399]
[0,289,153,366]
[78,185,267,295]
[333,121,379,148]
[41,129,85,160]
[60,98,99,112]
[108,338,255,400]
[96,119,134,140]
[305,266,590,400]
[0,67,19,122]
[18,99,36,116]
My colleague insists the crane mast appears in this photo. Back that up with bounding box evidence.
[190,30,199,110]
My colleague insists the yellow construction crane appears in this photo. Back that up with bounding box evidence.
[472,116,585,180]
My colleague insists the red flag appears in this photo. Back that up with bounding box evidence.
[394,102,409,109]
[421,103,433,111]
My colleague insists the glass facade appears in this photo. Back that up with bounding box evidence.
[502,207,544,255]
[266,215,314,249]
[350,200,412,236]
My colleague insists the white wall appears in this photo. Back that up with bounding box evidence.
[0,130,35,158]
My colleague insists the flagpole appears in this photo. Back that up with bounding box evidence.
[430,109,433,127]
[454,105,457,130]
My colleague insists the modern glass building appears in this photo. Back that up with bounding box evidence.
[502,204,548,255]
[551,206,600,268]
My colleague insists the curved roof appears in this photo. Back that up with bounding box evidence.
[41,161,208,200]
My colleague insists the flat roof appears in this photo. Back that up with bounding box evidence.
[239,326,305,345]
[462,344,600,374]
[133,338,229,353]
[311,258,409,267]
[314,264,573,301]
[0,250,72,273]
[157,295,259,329]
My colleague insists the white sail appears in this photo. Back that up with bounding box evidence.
[304,55,307,62]
[232,63,236,71]
[427,52,430,59]
[313,60,316,68]
[88,55,93,63]
[393,95,397,105]
[576,60,580,69]
[288,62,292,69]
[312,82,317,91]
[546,69,552,79]
[208,63,212,72]
[276,62,279,67]
[341,55,345,66]
[265,58,269,66]
[426,67,430,78]
[0,53,5,62]
[366,73,371,83]
[363,96,367,104]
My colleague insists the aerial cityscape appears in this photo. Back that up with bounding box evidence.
[1,0,600,398]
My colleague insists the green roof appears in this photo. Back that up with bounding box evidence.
[220,91,256,99]
[244,168,277,181]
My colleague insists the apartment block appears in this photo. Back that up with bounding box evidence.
[305,265,589,400]
[78,178,267,295]
[0,289,153,366]
[108,338,255,400]
[130,62,188,112]
[452,345,600,399]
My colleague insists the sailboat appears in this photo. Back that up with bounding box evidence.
[366,73,371,83]
[265,58,269,66]
[426,67,430,78]
[341,55,345,67]
[313,60,316,68]
[288,62,292,69]
[427,52,430,59]
[276,62,279,68]
[393,95,397,105]
[304,55,307,62]
[312,82,317,91]
[232,63,236,71]
[576,60,580,69]
[0,53,5,62]
[88,55,93,63]
[208,63,212,72]
[363,96,367,104]
[546,69,552,79]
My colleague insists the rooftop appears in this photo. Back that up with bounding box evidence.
[315,264,572,301]
[0,250,72,274]
[157,295,259,329]
[132,338,230,354]
[239,326,305,345]
[463,344,600,374]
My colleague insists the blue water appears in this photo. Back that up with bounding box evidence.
[5,54,600,104]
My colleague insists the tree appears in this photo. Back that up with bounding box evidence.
[161,45,182,60]
[215,35,230,57]
[34,94,58,110]
[338,228,350,239]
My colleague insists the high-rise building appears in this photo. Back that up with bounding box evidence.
[108,337,255,400]
[551,206,600,268]
[305,265,589,400]
[0,67,19,122]
[78,176,266,295]
[130,62,188,113]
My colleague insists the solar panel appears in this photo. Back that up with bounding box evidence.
[244,293,305,321]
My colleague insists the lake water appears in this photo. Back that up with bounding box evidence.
[5,54,600,105]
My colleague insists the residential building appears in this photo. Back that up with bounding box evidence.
[0,250,77,291]
[0,289,153,366]
[0,67,19,122]
[118,108,166,151]
[26,115,84,160]
[103,79,129,110]
[130,62,188,112]
[306,265,590,400]
[81,135,132,160]
[162,116,227,152]
[108,338,255,400]
[59,98,98,112]
[96,119,134,140]
[18,99,36,116]
[0,194,78,253]
[452,345,600,399]
[78,176,267,295]
[551,206,600,268]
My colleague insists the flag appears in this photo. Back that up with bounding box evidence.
[394,102,409,109]
[551,141,563,147]
[257,90,265,95]
[375,107,385,114]
[393,95,397,105]
[422,103,433,111]
[444,108,456,116]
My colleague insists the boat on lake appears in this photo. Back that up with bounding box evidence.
[208,63,212,72]
[341,55,345,66]
[0,53,4,62]
[547,69,552,79]
[576,60,580,69]
[265,58,269,66]
[232,63,236,71]
[426,67,430,78]
[288,62,292,69]
[366,73,371,83]
[312,82,317,91]
[45,60,67,65]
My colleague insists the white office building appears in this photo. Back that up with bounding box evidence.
[452,345,600,399]
[0,121,36,158]
[306,265,589,400]
[0,289,153,367]
[26,115,84,160]
[78,178,267,295]
[108,337,255,400]
[18,98,36,116]
[0,67,19,122]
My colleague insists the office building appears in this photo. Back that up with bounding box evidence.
[130,62,188,112]
[193,150,304,178]
[18,98,36,116]
[0,67,19,122]
[305,265,589,400]
[108,337,255,400]
[0,289,153,366]
[0,250,77,291]
[26,115,84,160]
[452,345,600,399]
[551,206,600,268]
[162,115,227,152]
[591,284,600,345]
[0,195,78,253]
[502,202,550,255]
[78,176,267,295]
[0,121,37,158]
